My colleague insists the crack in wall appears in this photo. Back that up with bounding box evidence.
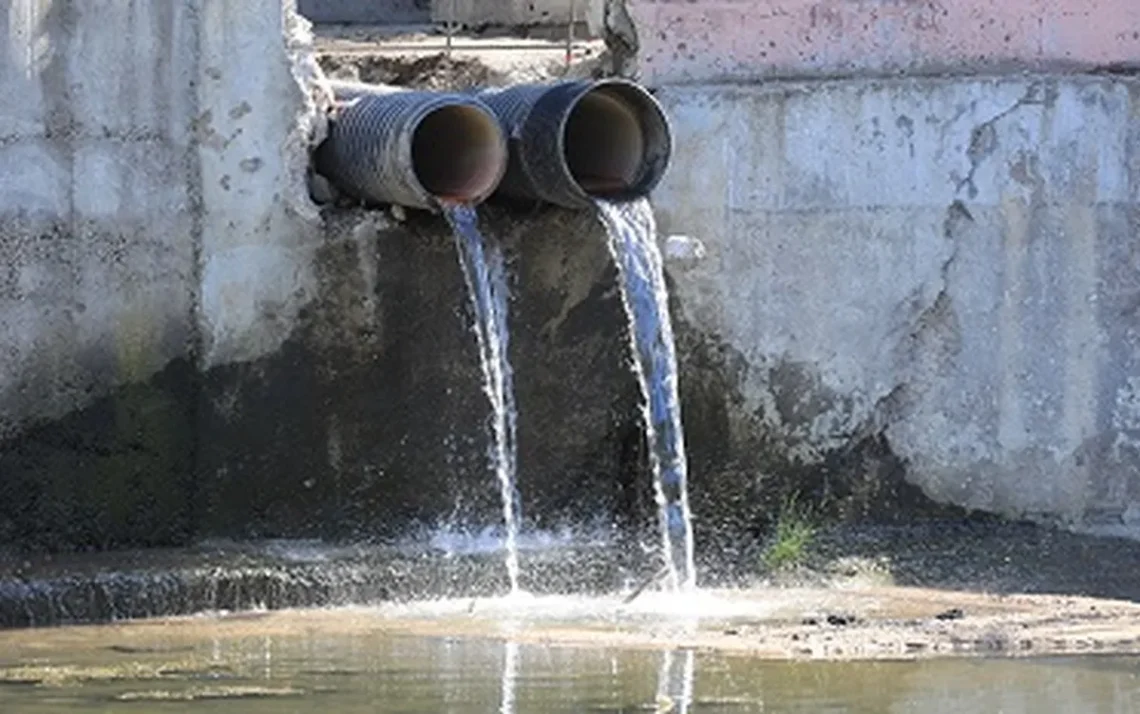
[955,83,1052,198]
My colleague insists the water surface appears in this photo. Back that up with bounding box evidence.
[1,618,1137,713]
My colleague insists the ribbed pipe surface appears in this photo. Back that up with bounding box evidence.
[316,82,508,210]
[478,79,673,209]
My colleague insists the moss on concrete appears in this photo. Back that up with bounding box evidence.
[0,361,196,552]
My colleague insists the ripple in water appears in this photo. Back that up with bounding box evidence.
[443,204,521,594]
[595,198,696,591]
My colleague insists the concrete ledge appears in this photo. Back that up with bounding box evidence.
[0,540,633,629]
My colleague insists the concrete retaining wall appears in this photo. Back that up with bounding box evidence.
[0,0,321,436]
[0,0,643,551]
[1,0,196,441]
[635,0,1140,536]
[0,0,327,548]
[4,0,1139,551]
[654,75,1140,535]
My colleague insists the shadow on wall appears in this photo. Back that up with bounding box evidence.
[812,519,1140,604]
[0,206,651,552]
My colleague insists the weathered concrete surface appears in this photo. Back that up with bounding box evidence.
[0,0,647,552]
[0,197,647,550]
[196,4,325,368]
[0,0,322,425]
[431,0,602,32]
[0,1,198,442]
[653,76,1140,536]
[195,206,647,542]
[630,0,1140,84]
[0,0,325,548]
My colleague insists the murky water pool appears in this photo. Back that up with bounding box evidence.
[1,607,1138,713]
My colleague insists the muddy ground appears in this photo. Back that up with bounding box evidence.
[313,23,608,89]
[1,583,1138,667]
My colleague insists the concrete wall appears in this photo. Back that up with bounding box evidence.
[3,0,1138,551]
[641,1,1140,535]
[0,0,644,551]
[631,0,1140,84]
[0,0,326,548]
[195,3,324,368]
[2,0,195,441]
[0,0,321,433]
[431,0,602,30]
[297,0,429,25]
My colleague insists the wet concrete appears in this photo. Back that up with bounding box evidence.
[0,535,642,630]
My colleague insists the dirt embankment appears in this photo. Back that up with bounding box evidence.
[312,23,609,90]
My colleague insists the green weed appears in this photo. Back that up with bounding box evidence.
[761,494,818,571]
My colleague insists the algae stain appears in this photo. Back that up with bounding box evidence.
[113,307,161,385]
[65,310,194,544]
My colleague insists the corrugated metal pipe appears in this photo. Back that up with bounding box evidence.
[477,79,673,209]
[315,80,508,210]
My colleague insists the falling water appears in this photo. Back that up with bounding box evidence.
[595,198,696,591]
[443,204,522,594]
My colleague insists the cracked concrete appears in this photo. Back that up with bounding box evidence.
[956,84,1051,199]
[652,75,1140,535]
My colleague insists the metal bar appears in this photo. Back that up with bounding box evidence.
[445,0,455,61]
[565,0,576,73]
[328,42,601,53]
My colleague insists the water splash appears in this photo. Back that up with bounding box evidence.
[595,198,696,591]
[443,204,522,594]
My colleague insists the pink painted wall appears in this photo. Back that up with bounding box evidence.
[632,0,1140,84]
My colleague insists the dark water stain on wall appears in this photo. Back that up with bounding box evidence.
[0,205,650,553]
[483,205,651,533]
[0,361,197,552]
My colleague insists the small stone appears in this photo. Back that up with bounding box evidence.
[390,204,407,222]
[663,234,706,264]
[307,173,338,204]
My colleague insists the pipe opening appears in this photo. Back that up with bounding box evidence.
[411,104,506,204]
[562,83,670,200]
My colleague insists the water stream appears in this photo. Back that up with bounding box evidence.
[595,198,697,591]
[443,204,522,594]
